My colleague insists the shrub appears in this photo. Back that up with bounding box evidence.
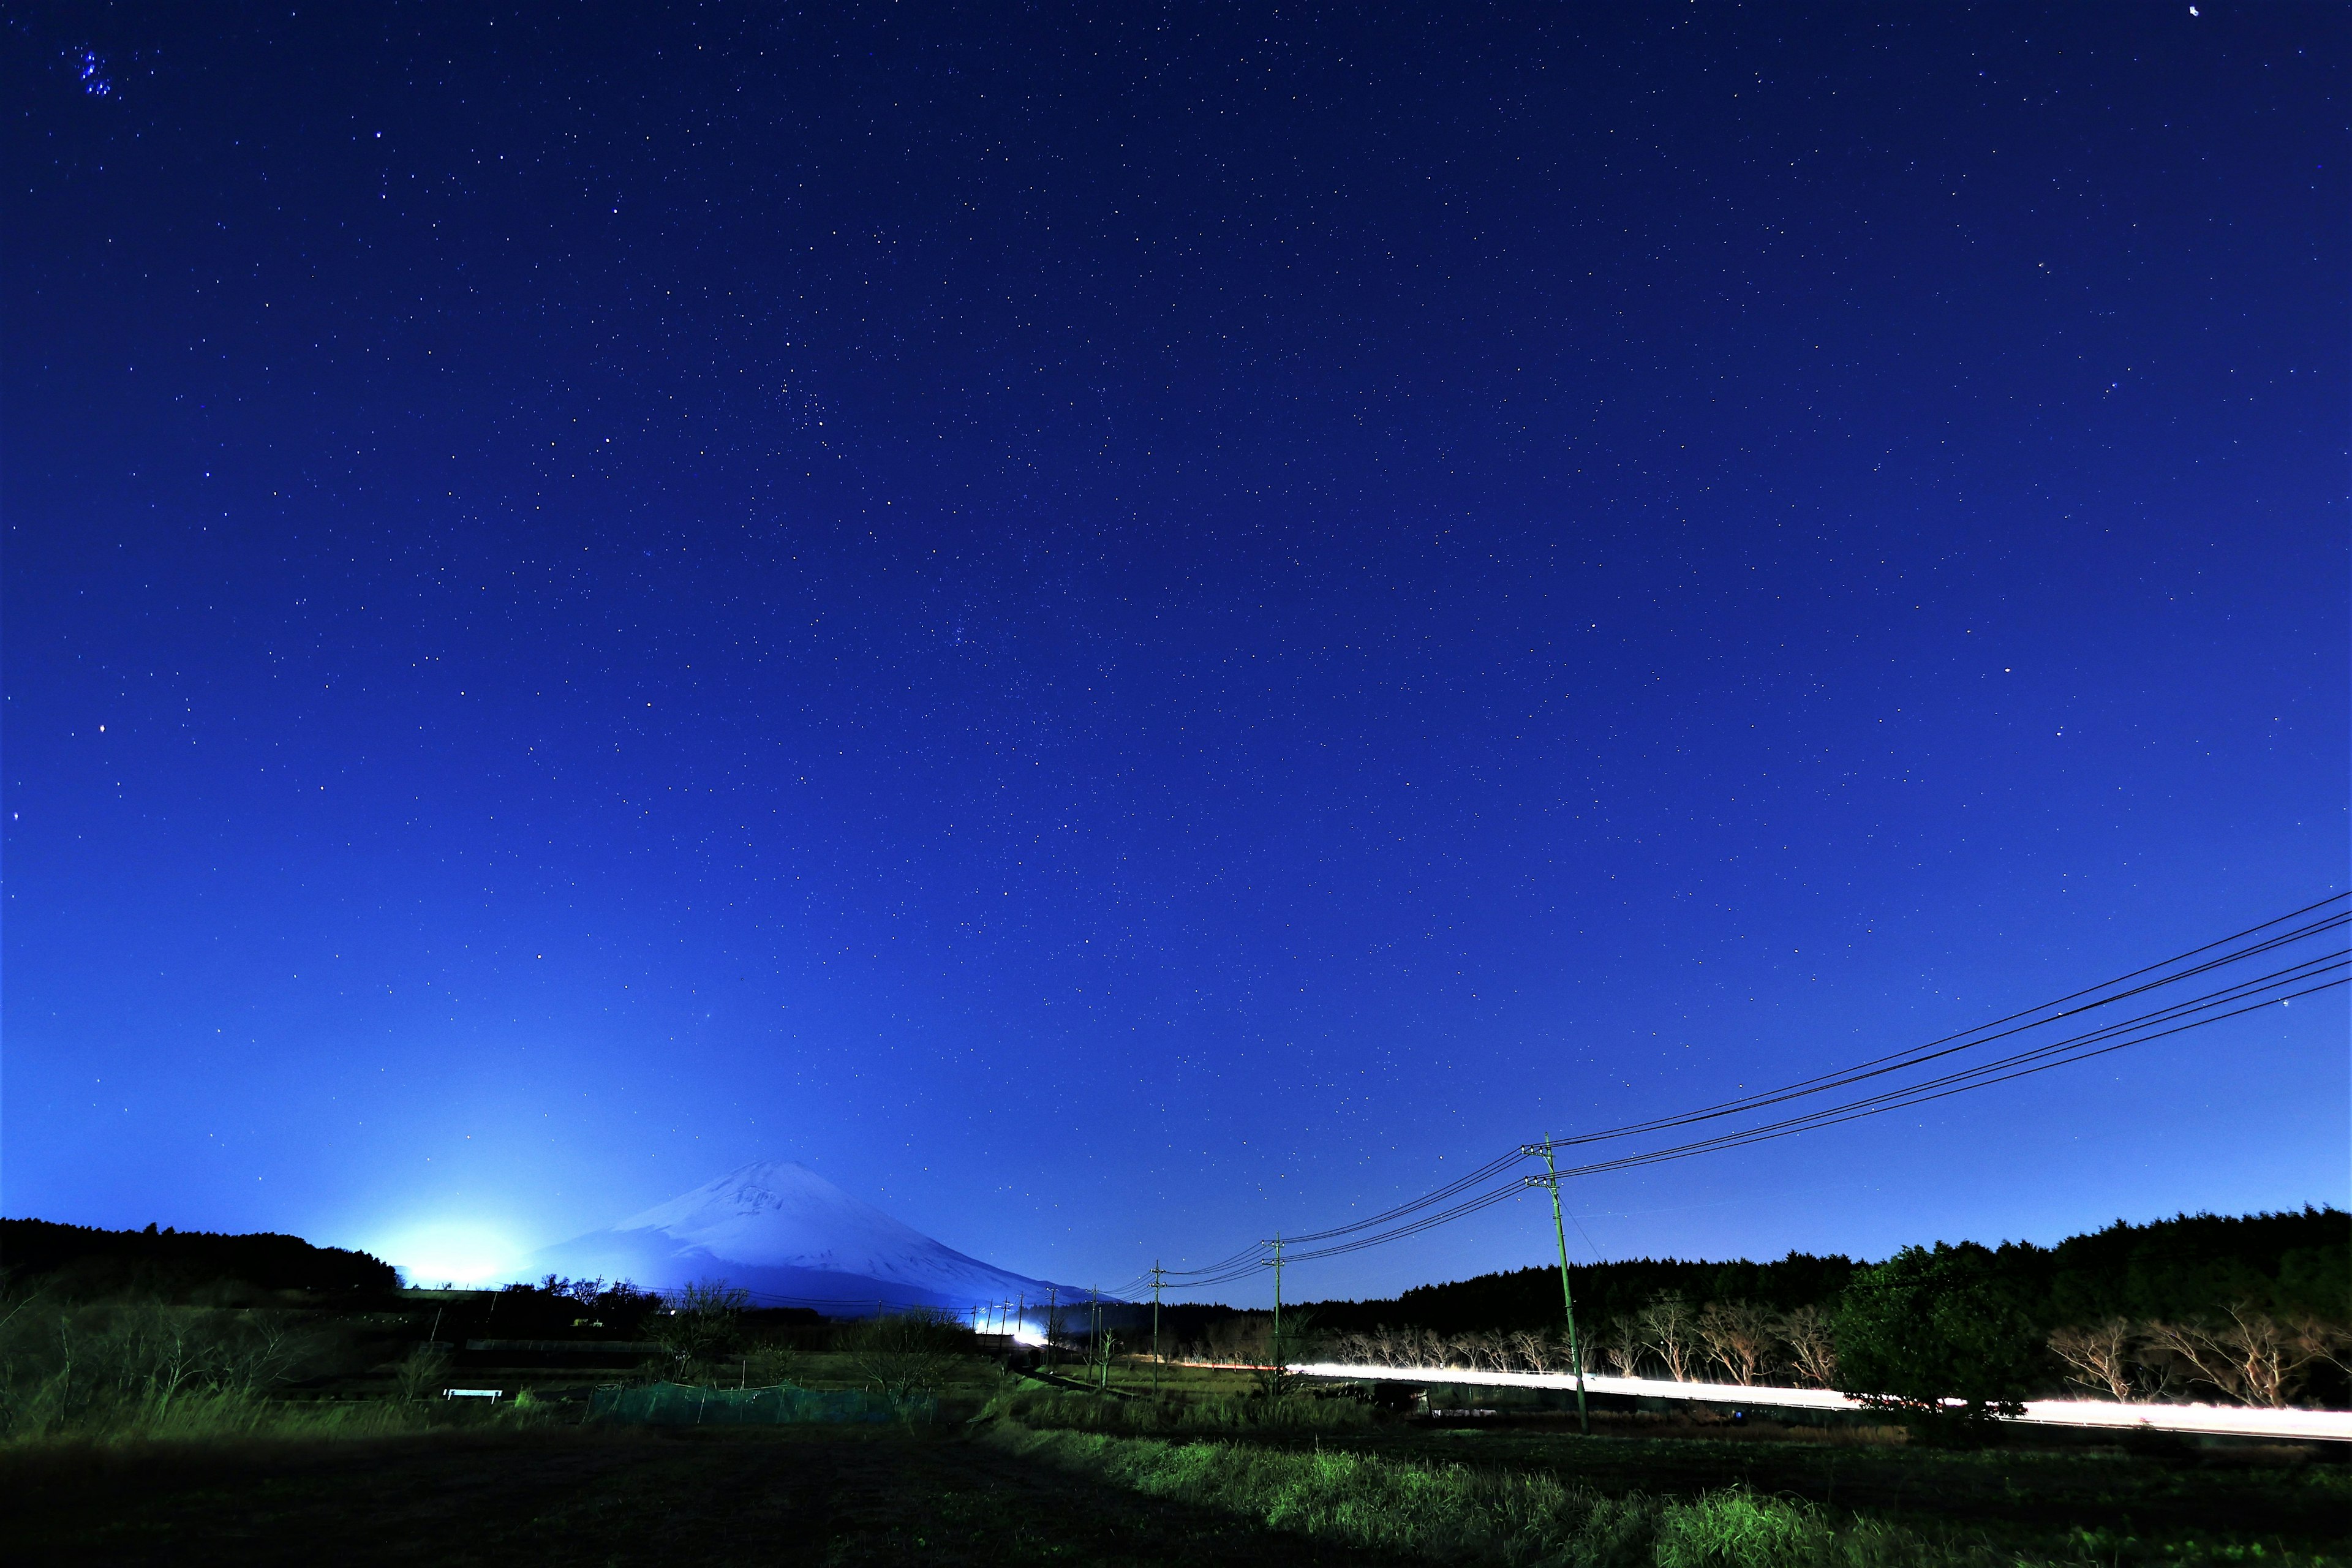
[1834,1245,2038,1421]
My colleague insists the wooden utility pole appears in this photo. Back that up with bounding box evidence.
[1149,1262,1167,1397]
[1267,1233,1285,1369]
[1525,1136,1590,1433]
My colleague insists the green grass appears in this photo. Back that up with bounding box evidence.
[7,1351,2343,1567]
[979,1418,2351,1568]
[1325,1422,2351,1559]
[0,1383,565,1450]
[982,1420,1964,1567]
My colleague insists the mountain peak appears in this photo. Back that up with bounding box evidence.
[531,1160,1103,1314]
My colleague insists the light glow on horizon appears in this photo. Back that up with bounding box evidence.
[365,1218,527,1287]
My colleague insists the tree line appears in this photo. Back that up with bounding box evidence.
[1,1218,400,1300]
[1285,1207,2348,1412]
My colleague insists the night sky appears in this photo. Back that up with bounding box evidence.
[5,4,2343,1298]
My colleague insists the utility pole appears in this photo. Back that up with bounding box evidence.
[1267,1232,1284,1370]
[1090,1286,1103,1390]
[1149,1261,1167,1398]
[1523,1136,1589,1433]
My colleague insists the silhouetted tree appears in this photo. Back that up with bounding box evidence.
[1835,1243,2038,1420]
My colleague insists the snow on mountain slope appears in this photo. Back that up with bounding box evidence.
[524,1161,1101,1314]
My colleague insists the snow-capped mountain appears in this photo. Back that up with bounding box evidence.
[524,1160,1101,1316]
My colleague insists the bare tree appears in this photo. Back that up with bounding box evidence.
[2132,1340,2188,1402]
[1696,1301,1776,1386]
[1597,1319,1643,1378]
[2143,1320,2244,1403]
[1204,1312,1274,1365]
[2048,1319,2137,1402]
[1508,1329,1560,1373]
[2303,1317,2352,1376]
[740,1338,802,1387]
[843,1308,965,1403]
[2143,1306,2335,1408]
[394,1342,451,1401]
[644,1281,750,1383]
[1776,1305,1838,1389]
[1638,1294,1698,1381]
[2218,1307,2337,1408]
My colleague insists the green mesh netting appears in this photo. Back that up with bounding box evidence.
[589,1382,933,1425]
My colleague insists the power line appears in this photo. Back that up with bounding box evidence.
[1142,895,2345,1287]
[1278,956,2343,1265]
[1551,899,2348,1152]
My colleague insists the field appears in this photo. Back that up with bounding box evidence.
[9,1423,1403,1568]
[10,1365,2346,1568]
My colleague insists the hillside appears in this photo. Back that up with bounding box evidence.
[1297,1207,2349,1335]
[0,1218,399,1299]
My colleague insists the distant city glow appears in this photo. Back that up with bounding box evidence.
[366,1219,526,1287]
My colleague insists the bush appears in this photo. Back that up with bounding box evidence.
[1834,1246,2038,1422]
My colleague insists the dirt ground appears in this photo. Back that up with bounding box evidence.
[8,1424,1408,1568]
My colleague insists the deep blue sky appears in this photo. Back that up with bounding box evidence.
[5,4,2343,1298]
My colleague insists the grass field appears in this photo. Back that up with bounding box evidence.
[7,1423,1403,1568]
[988,1387,2350,1566]
[9,1378,2345,1568]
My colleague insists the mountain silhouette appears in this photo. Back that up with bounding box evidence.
[526,1160,1102,1317]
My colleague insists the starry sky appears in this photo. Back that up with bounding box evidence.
[4,4,2343,1298]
